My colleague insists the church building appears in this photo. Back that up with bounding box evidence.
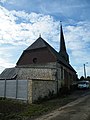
[0,24,77,103]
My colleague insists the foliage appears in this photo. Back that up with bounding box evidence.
[0,99,27,120]
[80,76,85,80]
[0,94,77,120]
[87,76,90,80]
[1,87,89,120]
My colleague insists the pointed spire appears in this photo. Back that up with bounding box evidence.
[59,21,66,53]
[59,22,69,63]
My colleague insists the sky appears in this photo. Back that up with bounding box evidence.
[0,0,90,78]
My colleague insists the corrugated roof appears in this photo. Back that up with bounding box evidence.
[0,67,17,80]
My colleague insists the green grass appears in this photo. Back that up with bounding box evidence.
[0,95,77,120]
[0,89,88,120]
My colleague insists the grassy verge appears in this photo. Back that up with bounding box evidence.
[0,95,77,120]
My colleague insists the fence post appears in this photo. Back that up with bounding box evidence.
[27,80,28,103]
[16,79,18,99]
[4,79,6,98]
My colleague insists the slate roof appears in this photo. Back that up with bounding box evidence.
[25,36,76,72]
[0,67,17,80]
[26,37,47,50]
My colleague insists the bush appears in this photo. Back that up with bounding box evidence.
[59,87,70,96]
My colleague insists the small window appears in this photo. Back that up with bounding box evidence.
[33,58,37,63]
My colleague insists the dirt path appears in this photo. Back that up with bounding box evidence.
[35,94,90,120]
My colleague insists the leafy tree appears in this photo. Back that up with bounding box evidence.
[87,76,90,80]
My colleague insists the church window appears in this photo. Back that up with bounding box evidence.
[33,58,37,63]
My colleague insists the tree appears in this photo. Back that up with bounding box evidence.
[87,76,90,80]
[80,76,84,80]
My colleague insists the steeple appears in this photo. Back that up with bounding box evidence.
[59,22,66,52]
[59,22,69,63]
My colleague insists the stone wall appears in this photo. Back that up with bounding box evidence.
[15,62,76,103]
[56,63,76,89]
[31,79,57,102]
[16,63,57,80]
[16,63,58,103]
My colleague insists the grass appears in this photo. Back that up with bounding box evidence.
[0,94,77,120]
[0,89,89,120]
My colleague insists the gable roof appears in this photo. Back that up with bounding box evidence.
[0,67,17,80]
[25,36,76,72]
[26,37,47,50]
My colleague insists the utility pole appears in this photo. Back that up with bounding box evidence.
[83,62,88,79]
[84,64,86,79]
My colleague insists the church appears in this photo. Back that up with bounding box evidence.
[0,24,77,103]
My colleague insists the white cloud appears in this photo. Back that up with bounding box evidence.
[65,22,90,54]
[0,45,24,74]
[0,5,90,78]
[0,5,59,74]
[0,0,7,3]
[0,6,59,46]
[0,57,15,69]
[0,49,15,73]
[64,22,90,77]
[0,0,15,4]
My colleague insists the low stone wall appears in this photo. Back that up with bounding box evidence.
[31,79,57,102]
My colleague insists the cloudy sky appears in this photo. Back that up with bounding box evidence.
[0,0,90,78]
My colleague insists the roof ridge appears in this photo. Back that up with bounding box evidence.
[25,37,47,51]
